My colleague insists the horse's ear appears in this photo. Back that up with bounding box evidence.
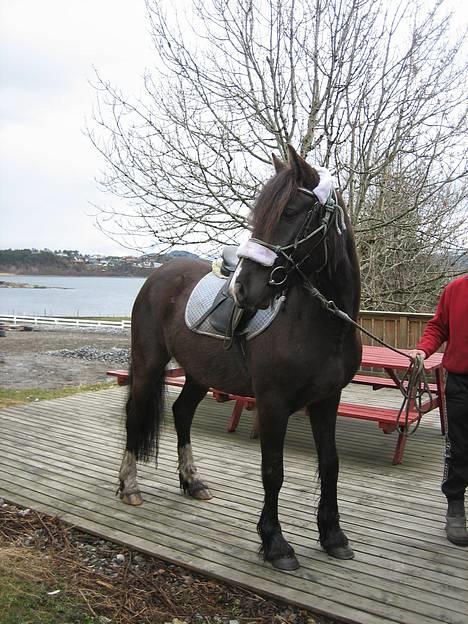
[287,144,307,172]
[287,144,319,187]
[271,153,286,173]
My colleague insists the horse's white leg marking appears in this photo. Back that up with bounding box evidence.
[178,444,212,500]
[178,443,197,483]
[118,450,143,506]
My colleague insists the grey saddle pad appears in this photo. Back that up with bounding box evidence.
[185,272,284,340]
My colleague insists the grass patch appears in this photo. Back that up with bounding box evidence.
[0,382,113,408]
[0,548,97,624]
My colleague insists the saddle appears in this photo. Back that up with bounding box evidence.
[194,246,253,338]
[185,246,285,342]
[219,245,239,276]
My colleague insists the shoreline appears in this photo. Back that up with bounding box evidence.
[0,269,152,278]
[1,273,150,279]
[0,280,70,290]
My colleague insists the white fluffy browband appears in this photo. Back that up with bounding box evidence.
[237,240,277,267]
[311,165,335,204]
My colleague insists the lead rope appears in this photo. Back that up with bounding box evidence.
[300,276,434,436]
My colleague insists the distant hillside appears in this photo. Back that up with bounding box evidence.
[0,248,201,276]
[0,248,150,276]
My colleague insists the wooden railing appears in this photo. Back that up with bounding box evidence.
[1,311,433,349]
[357,310,434,350]
[0,314,131,330]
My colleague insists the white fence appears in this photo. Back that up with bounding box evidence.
[0,314,131,330]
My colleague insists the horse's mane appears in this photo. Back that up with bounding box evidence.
[251,167,298,240]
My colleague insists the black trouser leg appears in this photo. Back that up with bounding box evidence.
[441,373,468,502]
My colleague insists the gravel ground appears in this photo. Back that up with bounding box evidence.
[0,499,329,624]
[0,326,130,389]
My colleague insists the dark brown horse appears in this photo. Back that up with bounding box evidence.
[118,145,361,570]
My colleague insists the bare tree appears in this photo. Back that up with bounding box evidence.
[89,0,468,310]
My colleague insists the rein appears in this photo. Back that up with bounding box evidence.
[297,260,434,437]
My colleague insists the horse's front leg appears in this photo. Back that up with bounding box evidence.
[307,393,354,559]
[256,399,299,571]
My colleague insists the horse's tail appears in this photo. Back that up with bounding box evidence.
[124,366,166,463]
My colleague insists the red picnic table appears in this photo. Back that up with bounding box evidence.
[343,346,445,463]
[107,346,446,464]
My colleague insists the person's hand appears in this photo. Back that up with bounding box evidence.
[409,349,426,361]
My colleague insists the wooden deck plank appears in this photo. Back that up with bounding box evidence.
[1,473,464,624]
[0,420,452,543]
[0,408,452,540]
[1,452,466,599]
[0,414,460,564]
[1,424,458,564]
[0,394,446,480]
[4,427,465,578]
[0,412,452,542]
[0,398,464,568]
[1,387,467,624]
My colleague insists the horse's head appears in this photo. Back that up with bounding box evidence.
[231,145,347,310]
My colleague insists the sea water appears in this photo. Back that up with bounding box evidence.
[0,275,147,317]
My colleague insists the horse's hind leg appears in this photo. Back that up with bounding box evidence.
[307,393,354,559]
[173,376,211,500]
[119,346,170,506]
[119,448,142,506]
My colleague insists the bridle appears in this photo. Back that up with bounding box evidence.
[237,187,347,288]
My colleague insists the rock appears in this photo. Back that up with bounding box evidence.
[45,345,130,364]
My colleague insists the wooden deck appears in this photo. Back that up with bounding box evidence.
[1,385,467,624]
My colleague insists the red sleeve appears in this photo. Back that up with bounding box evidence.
[416,288,449,357]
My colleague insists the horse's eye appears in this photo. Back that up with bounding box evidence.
[283,208,298,220]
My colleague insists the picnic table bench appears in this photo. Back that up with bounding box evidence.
[107,346,445,464]
[352,373,438,393]
[107,367,256,434]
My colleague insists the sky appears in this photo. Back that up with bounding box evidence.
[1,1,467,257]
[0,0,154,256]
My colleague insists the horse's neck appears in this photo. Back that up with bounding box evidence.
[322,262,359,318]
[293,256,360,322]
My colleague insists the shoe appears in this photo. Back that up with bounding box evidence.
[445,500,468,546]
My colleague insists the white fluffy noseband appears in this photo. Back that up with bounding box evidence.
[237,240,277,266]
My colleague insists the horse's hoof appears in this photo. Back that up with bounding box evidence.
[191,487,213,500]
[325,544,354,560]
[270,554,300,571]
[181,478,213,500]
[121,492,143,506]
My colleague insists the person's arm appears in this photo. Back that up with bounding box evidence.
[410,288,449,360]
